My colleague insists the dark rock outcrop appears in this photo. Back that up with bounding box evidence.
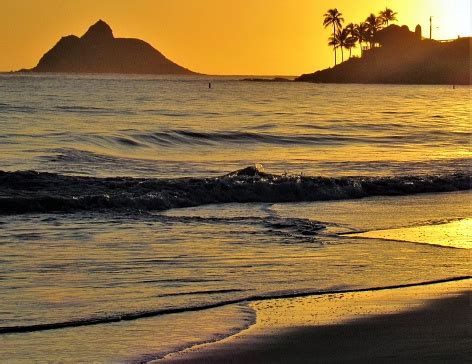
[297,25,471,85]
[28,20,195,75]
[241,77,293,82]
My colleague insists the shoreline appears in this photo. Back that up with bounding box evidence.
[160,278,471,363]
[3,72,471,86]
[2,276,469,335]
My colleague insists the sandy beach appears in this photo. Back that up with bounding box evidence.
[161,278,471,363]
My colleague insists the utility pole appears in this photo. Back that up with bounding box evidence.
[430,16,433,39]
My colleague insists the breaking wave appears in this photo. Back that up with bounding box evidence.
[0,166,470,215]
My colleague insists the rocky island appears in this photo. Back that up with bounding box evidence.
[297,25,471,85]
[22,20,195,75]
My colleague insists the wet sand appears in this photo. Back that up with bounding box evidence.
[349,218,472,249]
[161,279,471,363]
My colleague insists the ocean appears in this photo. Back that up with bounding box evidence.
[0,73,470,362]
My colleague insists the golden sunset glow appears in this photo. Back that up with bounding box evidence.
[0,0,470,74]
[1,0,472,361]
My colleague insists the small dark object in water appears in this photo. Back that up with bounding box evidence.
[209,82,211,89]
[241,77,292,82]
[227,164,268,177]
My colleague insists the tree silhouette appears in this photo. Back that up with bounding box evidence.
[323,8,344,66]
[344,23,359,58]
[328,33,340,63]
[357,22,370,54]
[345,23,357,40]
[345,37,357,59]
[379,7,398,26]
[322,7,400,59]
[329,28,355,62]
[365,13,383,49]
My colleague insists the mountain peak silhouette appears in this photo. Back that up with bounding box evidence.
[26,20,195,75]
[81,20,114,41]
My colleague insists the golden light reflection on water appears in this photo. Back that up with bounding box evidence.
[0,304,254,363]
[351,218,472,249]
[2,76,471,178]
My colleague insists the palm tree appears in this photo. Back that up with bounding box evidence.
[329,28,354,63]
[323,8,344,66]
[345,23,357,40]
[342,23,359,59]
[345,23,358,58]
[357,22,369,50]
[347,22,367,54]
[328,34,340,64]
[345,35,357,59]
[379,7,398,26]
[365,13,382,49]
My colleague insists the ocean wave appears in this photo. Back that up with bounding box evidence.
[0,166,470,215]
[0,104,40,114]
[134,129,419,147]
[54,105,136,115]
[75,129,470,149]
[1,276,469,334]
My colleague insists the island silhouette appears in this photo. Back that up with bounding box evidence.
[297,25,470,85]
[297,8,470,85]
[18,17,470,84]
[22,20,195,75]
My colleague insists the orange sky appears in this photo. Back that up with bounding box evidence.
[0,0,470,75]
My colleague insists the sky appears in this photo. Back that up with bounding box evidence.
[0,0,470,75]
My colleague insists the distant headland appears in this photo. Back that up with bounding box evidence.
[296,7,471,85]
[296,26,470,85]
[19,20,196,75]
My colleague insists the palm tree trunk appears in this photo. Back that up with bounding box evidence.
[341,47,344,62]
[333,24,337,65]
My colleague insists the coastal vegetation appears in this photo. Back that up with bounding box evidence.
[301,7,471,84]
[322,8,344,65]
[323,7,398,65]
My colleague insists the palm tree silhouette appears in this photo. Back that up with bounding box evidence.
[323,8,344,66]
[379,8,398,26]
[328,34,340,63]
[365,13,382,49]
[345,23,358,58]
[345,23,357,39]
[329,28,354,62]
[345,37,357,59]
[348,22,368,55]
